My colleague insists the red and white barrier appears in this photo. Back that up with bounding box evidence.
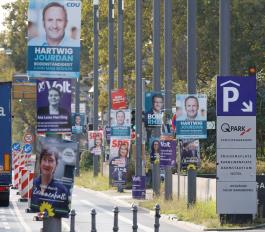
[20,170,34,201]
[13,164,20,189]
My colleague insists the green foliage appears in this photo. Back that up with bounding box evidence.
[80,150,93,171]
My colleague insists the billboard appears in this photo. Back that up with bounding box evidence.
[27,0,81,78]
[30,136,77,218]
[175,94,207,139]
[37,79,72,133]
[110,109,131,138]
[0,82,12,183]
[144,92,164,127]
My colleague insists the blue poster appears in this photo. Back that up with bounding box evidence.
[71,113,85,134]
[132,176,146,199]
[175,94,207,139]
[27,0,81,78]
[180,139,200,170]
[144,92,164,127]
[0,82,12,183]
[37,79,72,133]
[109,157,128,186]
[110,109,131,138]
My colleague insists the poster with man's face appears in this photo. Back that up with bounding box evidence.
[110,109,131,138]
[144,92,164,127]
[175,94,207,139]
[71,113,85,134]
[37,79,72,133]
[30,136,77,218]
[27,0,81,78]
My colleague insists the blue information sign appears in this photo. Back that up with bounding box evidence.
[217,76,256,116]
[12,143,21,151]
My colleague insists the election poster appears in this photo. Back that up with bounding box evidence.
[111,88,127,110]
[110,109,131,138]
[30,136,77,218]
[179,139,200,170]
[109,138,130,161]
[159,136,176,168]
[175,94,207,139]
[37,79,72,133]
[27,0,81,79]
[144,92,164,127]
[88,131,103,156]
[71,113,85,134]
[109,157,128,186]
[149,136,160,164]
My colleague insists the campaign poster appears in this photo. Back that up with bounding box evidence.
[109,138,130,161]
[132,176,146,199]
[161,111,173,135]
[179,139,200,170]
[110,109,131,137]
[149,136,160,164]
[111,88,127,110]
[30,136,77,218]
[37,79,72,133]
[175,94,207,139]
[71,113,85,134]
[88,130,103,156]
[159,135,176,168]
[27,0,81,79]
[105,126,111,145]
[144,92,164,127]
[109,157,128,186]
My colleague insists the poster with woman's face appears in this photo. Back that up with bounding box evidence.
[37,79,72,133]
[30,136,77,218]
[87,131,103,150]
[109,138,130,161]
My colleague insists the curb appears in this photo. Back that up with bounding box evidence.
[204,223,265,231]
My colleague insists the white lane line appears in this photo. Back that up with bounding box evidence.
[80,199,153,232]
[11,200,31,232]
[3,221,10,230]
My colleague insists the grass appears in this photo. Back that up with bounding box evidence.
[74,170,111,191]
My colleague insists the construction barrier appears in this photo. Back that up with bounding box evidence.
[20,169,34,201]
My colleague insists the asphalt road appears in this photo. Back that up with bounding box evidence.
[1,187,265,232]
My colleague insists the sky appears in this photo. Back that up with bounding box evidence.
[0,0,16,32]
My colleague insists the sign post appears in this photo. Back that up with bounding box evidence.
[216,76,256,217]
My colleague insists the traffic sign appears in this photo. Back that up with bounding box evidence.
[23,133,34,143]
[23,144,32,154]
[217,76,256,116]
[12,143,21,151]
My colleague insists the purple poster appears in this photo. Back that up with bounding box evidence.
[37,79,72,133]
[132,176,146,199]
[159,137,176,168]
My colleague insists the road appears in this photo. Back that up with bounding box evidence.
[1,187,265,232]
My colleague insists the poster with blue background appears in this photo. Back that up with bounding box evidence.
[110,109,131,138]
[175,94,207,139]
[27,0,81,78]
[144,92,164,127]
[37,79,72,133]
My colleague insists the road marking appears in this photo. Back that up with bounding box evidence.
[11,200,31,232]
[3,221,10,230]
[80,199,153,232]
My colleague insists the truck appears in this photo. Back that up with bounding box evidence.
[0,82,12,206]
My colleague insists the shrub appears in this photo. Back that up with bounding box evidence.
[80,150,93,171]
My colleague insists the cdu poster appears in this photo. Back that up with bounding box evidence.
[27,0,81,78]
[37,79,72,133]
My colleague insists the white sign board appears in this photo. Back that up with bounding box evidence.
[217,181,257,214]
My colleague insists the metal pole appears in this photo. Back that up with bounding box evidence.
[108,0,115,124]
[91,209,97,232]
[187,168,196,206]
[132,204,138,232]
[135,0,142,176]
[42,211,62,232]
[118,0,124,88]
[113,206,119,232]
[187,0,197,206]
[75,79,80,177]
[152,0,161,197]
[93,0,99,177]
[219,0,231,75]
[164,0,173,201]
[154,204,160,232]
[69,209,76,232]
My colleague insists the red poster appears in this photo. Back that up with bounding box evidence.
[111,88,127,109]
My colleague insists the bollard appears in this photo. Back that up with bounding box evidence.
[42,210,48,232]
[69,209,76,232]
[113,206,119,232]
[91,209,97,232]
[154,204,160,232]
[131,204,138,232]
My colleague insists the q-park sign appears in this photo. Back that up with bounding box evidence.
[216,76,256,215]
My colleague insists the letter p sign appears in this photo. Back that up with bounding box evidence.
[223,87,239,112]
